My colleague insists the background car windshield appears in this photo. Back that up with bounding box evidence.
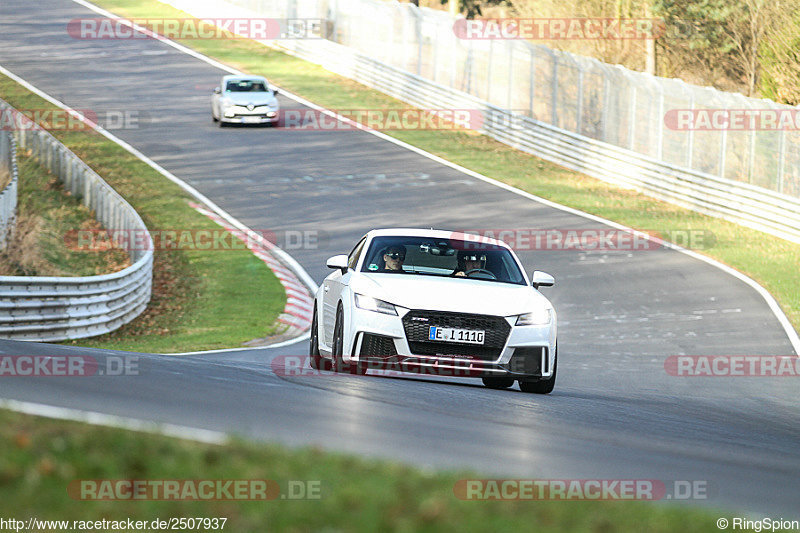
[226,80,268,92]
[360,236,526,285]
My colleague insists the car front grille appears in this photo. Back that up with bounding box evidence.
[402,310,511,361]
[359,333,398,358]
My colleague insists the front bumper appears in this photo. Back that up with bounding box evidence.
[220,107,279,124]
[346,306,556,379]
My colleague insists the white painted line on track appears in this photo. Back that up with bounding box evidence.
[0,398,228,444]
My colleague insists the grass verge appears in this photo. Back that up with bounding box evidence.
[0,75,285,353]
[92,0,800,335]
[0,408,725,532]
[0,149,130,277]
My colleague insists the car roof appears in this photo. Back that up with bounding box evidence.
[221,75,268,83]
[364,228,512,250]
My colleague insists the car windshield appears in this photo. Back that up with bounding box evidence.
[226,80,268,92]
[360,236,527,285]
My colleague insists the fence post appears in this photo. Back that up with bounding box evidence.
[486,39,494,102]
[450,22,457,90]
[777,129,786,193]
[656,89,664,160]
[747,130,756,184]
[576,66,584,135]
[551,56,558,125]
[628,85,637,150]
[686,96,694,169]
[416,13,422,76]
[507,42,514,111]
[718,127,727,179]
[431,21,439,83]
[601,75,610,142]
[529,47,535,119]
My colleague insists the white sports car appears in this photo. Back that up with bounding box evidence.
[310,228,558,393]
[211,75,280,127]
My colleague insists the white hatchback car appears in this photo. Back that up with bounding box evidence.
[211,75,279,127]
[310,229,558,393]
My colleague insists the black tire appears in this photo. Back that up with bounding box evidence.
[309,304,328,370]
[482,377,515,389]
[348,361,368,376]
[332,305,346,372]
[331,305,367,375]
[212,113,218,123]
[519,345,557,394]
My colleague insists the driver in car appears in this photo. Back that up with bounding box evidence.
[382,246,406,271]
[454,251,488,277]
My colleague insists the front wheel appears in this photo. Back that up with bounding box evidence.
[332,306,346,372]
[519,344,557,394]
[309,304,329,370]
[331,305,366,375]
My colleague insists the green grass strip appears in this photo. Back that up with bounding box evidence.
[0,150,130,277]
[0,408,727,532]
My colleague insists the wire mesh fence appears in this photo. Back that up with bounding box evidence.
[225,0,799,199]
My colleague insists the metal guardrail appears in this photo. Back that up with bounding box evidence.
[0,131,18,251]
[269,38,800,243]
[0,99,153,341]
[228,0,800,200]
[161,0,800,243]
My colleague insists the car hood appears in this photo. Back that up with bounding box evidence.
[222,92,277,106]
[352,273,551,316]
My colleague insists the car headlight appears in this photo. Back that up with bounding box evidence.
[516,308,552,326]
[354,294,397,316]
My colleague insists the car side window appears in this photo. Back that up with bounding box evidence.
[348,238,367,270]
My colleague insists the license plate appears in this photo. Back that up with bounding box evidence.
[428,326,485,345]
[243,116,262,123]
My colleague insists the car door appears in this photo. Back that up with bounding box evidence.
[322,237,367,348]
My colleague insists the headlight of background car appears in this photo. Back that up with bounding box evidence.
[516,308,552,326]
[221,99,235,117]
[354,294,397,316]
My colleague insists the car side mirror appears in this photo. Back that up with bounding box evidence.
[213,87,221,94]
[272,89,279,96]
[531,270,554,289]
[326,254,348,273]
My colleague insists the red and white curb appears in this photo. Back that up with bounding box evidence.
[189,202,314,331]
